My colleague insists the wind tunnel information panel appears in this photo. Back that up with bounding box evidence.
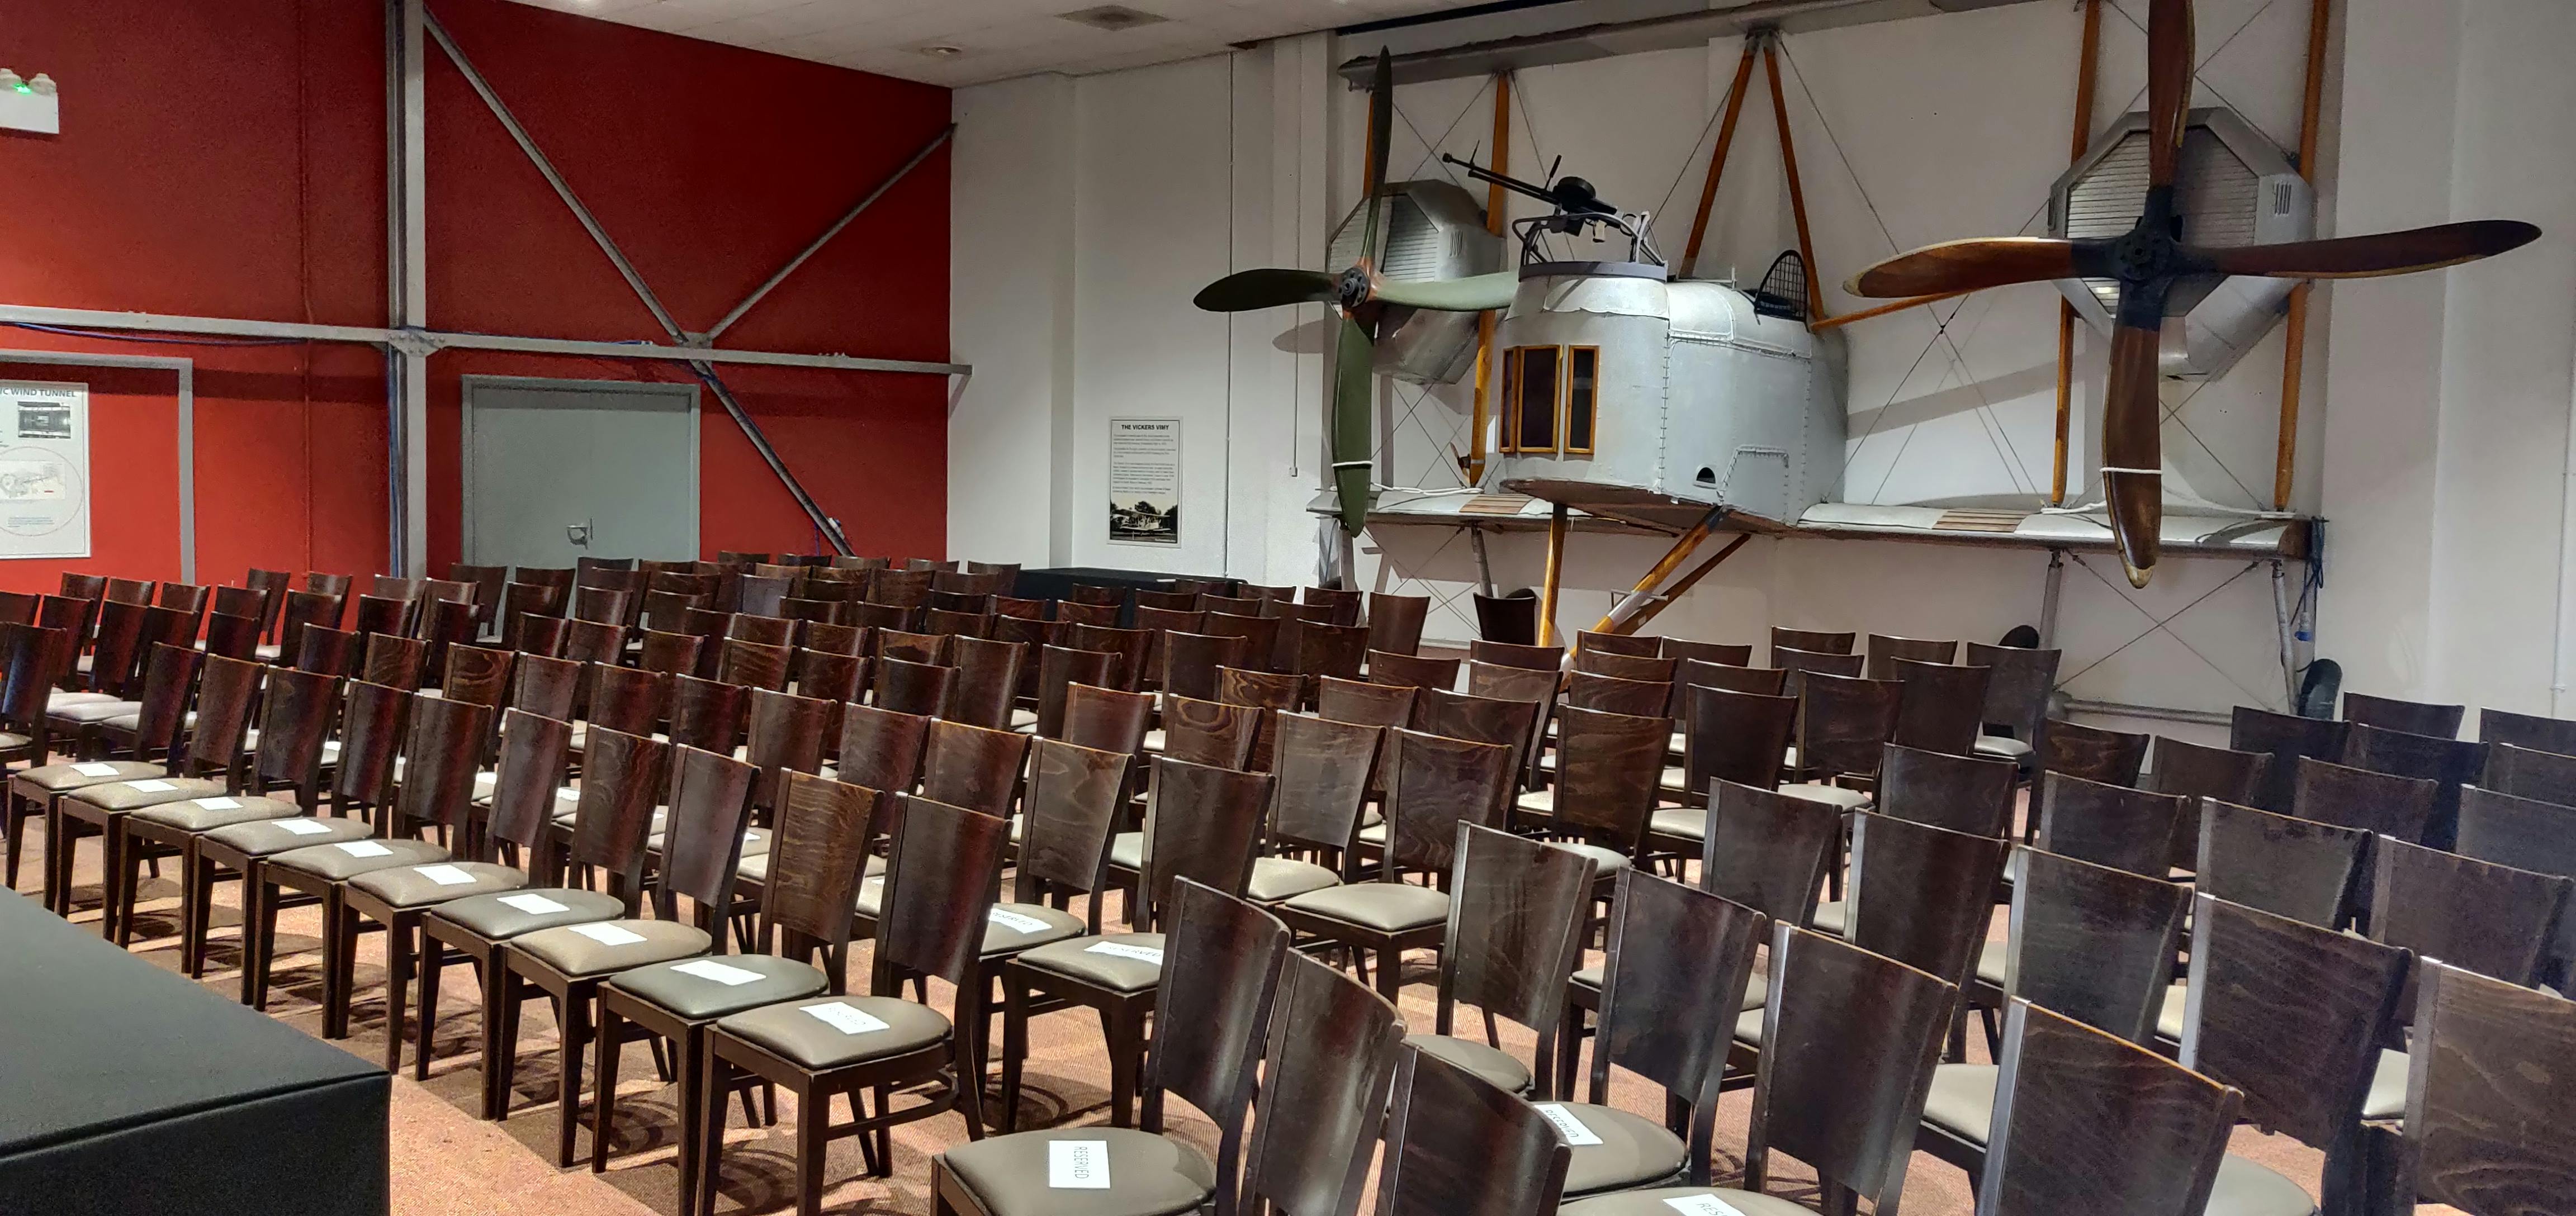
[0,381,90,559]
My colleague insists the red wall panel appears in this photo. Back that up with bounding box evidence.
[0,0,949,590]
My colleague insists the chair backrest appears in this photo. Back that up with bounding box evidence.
[1701,779,1843,926]
[1218,665,1303,771]
[836,704,930,796]
[1771,625,1856,657]
[922,606,991,639]
[655,745,757,916]
[1591,871,1767,1181]
[1660,636,1752,667]
[440,643,513,709]
[2039,719,2149,785]
[1678,656,1790,701]
[0,622,65,729]
[1797,671,1902,781]
[1878,743,2019,837]
[1137,756,1274,924]
[742,688,831,813]
[2369,835,2570,992]
[1439,825,1594,1053]
[359,631,426,691]
[725,612,796,647]
[1378,1046,1570,1216]
[2400,961,2576,1215]
[86,598,149,694]
[1412,687,1542,788]
[735,573,792,619]
[1462,661,1559,786]
[1979,999,2240,1216]
[945,634,1024,729]
[1865,632,1957,680]
[2341,721,2487,848]
[1267,712,1381,853]
[252,663,343,796]
[918,718,1028,819]
[1563,669,1670,716]
[2477,707,2576,759]
[2195,797,2368,929]
[2455,784,2576,966]
[1745,924,1958,1215]
[878,627,950,668]
[667,673,749,759]
[1469,638,1562,672]
[1241,952,1408,1216]
[874,657,955,719]
[506,653,581,724]
[800,620,868,658]
[2293,754,2438,843]
[1011,738,1130,914]
[512,613,570,659]
[1967,642,2060,744]
[351,593,412,638]
[1034,644,1115,739]
[1053,599,1120,627]
[184,653,266,776]
[1316,674,1414,728]
[1060,681,1153,759]
[1158,694,1261,770]
[1574,628,1660,658]
[760,772,877,977]
[2231,705,2350,812]
[2483,740,2576,806]
[1890,658,1991,755]
[1848,811,2011,1003]
[1571,649,1677,686]
[2000,847,2190,1044]
[566,729,671,905]
[1162,630,1246,702]
[714,637,791,691]
[875,794,1007,986]
[2343,691,2463,738]
[201,611,262,661]
[1365,592,1430,656]
[1366,649,1458,693]
[1060,621,1150,692]
[1682,686,1797,805]
[2179,894,2411,1150]
[1471,590,1542,647]
[1199,611,1280,674]
[1775,647,1866,684]
[2034,771,2190,877]
[332,680,409,810]
[2144,735,2270,870]
[482,710,574,859]
[243,568,292,636]
[129,644,203,760]
[1142,880,1291,1158]
[392,694,495,833]
[586,665,669,738]
[1549,705,1671,861]
[1379,728,1516,877]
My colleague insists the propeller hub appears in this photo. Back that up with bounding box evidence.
[2109,226,2183,286]
[1336,265,1375,312]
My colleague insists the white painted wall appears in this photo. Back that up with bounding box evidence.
[949,0,2576,733]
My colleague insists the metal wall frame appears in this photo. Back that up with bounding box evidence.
[0,349,194,581]
[458,374,701,566]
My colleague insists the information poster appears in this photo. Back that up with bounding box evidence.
[0,382,89,560]
[1107,417,1180,545]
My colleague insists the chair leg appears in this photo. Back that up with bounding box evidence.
[1001,975,1030,1133]
[320,891,353,1039]
[795,1082,829,1216]
[415,939,444,1084]
[955,991,989,1141]
[97,818,125,940]
[1,795,23,894]
[1105,1006,1143,1130]
[487,970,523,1121]
[696,1050,731,1216]
[1376,944,1404,1004]
[556,992,590,1167]
[674,1031,704,1209]
[590,1006,626,1174]
[179,850,211,977]
[382,919,415,1074]
[112,830,143,946]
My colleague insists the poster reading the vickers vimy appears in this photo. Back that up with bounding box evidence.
[0,382,89,560]
[1107,417,1180,545]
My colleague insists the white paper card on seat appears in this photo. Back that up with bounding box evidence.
[334,840,394,858]
[1083,941,1166,966]
[498,892,570,915]
[803,1001,890,1035]
[1533,1104,1604,1147]
[1048,1139,1111,1190]
[671,959,765,986]
[988,908,1053,934]
[194,797,242,810]
[414,864,478,886]
[127,780,177,792]
[73,763,122,776]
[1663,1195,1749,1216]
[568,922,646,946]
[275,819,333,836]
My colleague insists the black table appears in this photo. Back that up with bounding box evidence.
[0,887,389,1215]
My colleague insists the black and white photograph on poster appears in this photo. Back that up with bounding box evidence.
[1107,417,1180,545]
[0,382,90,560]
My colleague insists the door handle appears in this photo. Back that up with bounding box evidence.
[567,521,591,547]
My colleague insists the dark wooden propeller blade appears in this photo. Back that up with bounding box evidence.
[1846,238,2089,298]
[2101,310,2165,587]
[1194,268,1339,312]
[1358,49,1395,270]
[2198,220,2541,279]
[2147,0,2194,188]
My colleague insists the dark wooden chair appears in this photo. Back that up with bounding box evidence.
[1771,625,1857,657]
[1550,871,1766,1199]
[1660,636,1753,667]
[513,612,571,659]
[2340,720,2487,849]
[1474,590,1542,647]
[713,637,791,691]
[2367,834,2569,1000]
[946,635,1025,730]
[201,610,262,662]
[1161,630,1244,703]
[2232,705,2351,813]
[359,630,428,691]
[2483,740,2576,806]
[1891,657,1992,756]
[1200,611,1280,674]
[1366,591,1430,656]
[1219,665,1302,773]
[351,592,415,640]
[2343,691,2463,739]
[876,658,958,719]
[944,881,1300,1216]
[1244,711,1379,902]
[1519,705,1670,876]
[1879,743,2019,838]
[1412,686,1544,801]
[1062,621,1151,694]
[2143,735,2271,872]
[1317,673,1413,728]
[1058,682,1152,781]
[1472,638,1564,672]
[417,597,479,674]
[2033,771,2189,878]
[982,736,1140,1121]
[2295,754,2439,847]
[5,640,190,897]
[2477,706,2576,759]
[1569,925,1957,1216]
[1031,644,1114,739]
[2038,719,2149,786]
[1973,1000,2241,1216]
[2390,961,2576,1215]
[1866,632,1958,679]
[1382,1046,1571,1216]
[1466,659,1562,790]
[1574,648,1678,685]
[242,568,292,641]
[1574,629,1660,659]
[48,647,256,927]
[1154,695,1259,770]
[2455,784,2576,986]
[2175,894,2411,1216]
[498,581,565,649]
[831,703,931,817]
[1781,671,1901,812]
[1053,599,1120,628]
[1402,824,1595,1095]
[1561,669,1672,718]
[1367,647,1459,692]
[915,719,1028,822]
[1289,619,1369,704]
[725,612,797,647]
[2194,796,2370,929]
[697,794,1005,1214]
[1675,657,1791,717]
[1128,605,1202,691]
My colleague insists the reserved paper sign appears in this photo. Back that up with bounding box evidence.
[194,797,242,810]
[568,922,646,946]
[127,780,176,792]
[1533,1103,1603,1147]
[1084,941,1164,966]
[73,763,122,777]
[1664,1195,1750,1216]
[413,864,477,886]
[498,892,570,915]
[803,1001,890,1035]
[1048,1139,1110,1189]
[334,840,394,858]
[671,959,765,986]
[989,908,1053,934]
[275,819,332,836]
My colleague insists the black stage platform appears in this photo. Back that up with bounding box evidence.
[0,887,389,1215]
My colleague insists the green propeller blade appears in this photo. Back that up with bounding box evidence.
[1370,272,1520,312]
[1192,268,1338,312]
[1330,314,1376,536]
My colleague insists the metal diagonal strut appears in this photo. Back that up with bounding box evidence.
[423,9,853,554]
[705,124,955,342]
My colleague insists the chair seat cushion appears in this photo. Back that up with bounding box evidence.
[739,851,883,886]
[1734,1005,1765,1047]
[716,995,950,1069]
[348,861,529,908]
[51,699,142,724]
[1556,841,1631,874]
[1779,782,1871,811]
[15,761,165,791]
[201,816,377,857]
[2207,1155,2320,1216]
[2360,1047,2408,1121]
[939,1127,1214,1216]
[126,795,304,833]
[67,777,228,812]
[48,691,117,709]
[1405,1032,1531,1094]
[1010,707,1039,731]
[608,953,829,1020]
[1921,1062,1997,1143]
[1107,832,1142,871]
[1976,937,2007,986]
[981,901,1087,956]
[429,887,628,939]
[1811,901,1847,936]
[1014,933,1165,992]
[1552,1101,1689,1196]
[2157,981,2189,1040]
[512,918,711,977]
[1139,728,1164,754]
[1280,882,1449,932]
[266,837,451,881]
[1648,807,1709,841]
[1356,821,1386,847]
[1974,734,2035,761]
[647,826,771,858]
[1561,1186,1818,1216]
[1514,788,1556,817]
[1246,857,1338,903]
[1574,966,1766,1015]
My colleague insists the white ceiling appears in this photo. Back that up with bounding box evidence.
[509,0,1503,88]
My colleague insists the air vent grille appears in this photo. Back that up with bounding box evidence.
[2064,126,2258,311]
[1058,5,1168,32]
[1328,194,1443,281]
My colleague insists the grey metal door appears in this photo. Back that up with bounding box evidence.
[462,378,698,570]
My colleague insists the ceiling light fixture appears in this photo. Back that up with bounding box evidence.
[1058,4,1169,32]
